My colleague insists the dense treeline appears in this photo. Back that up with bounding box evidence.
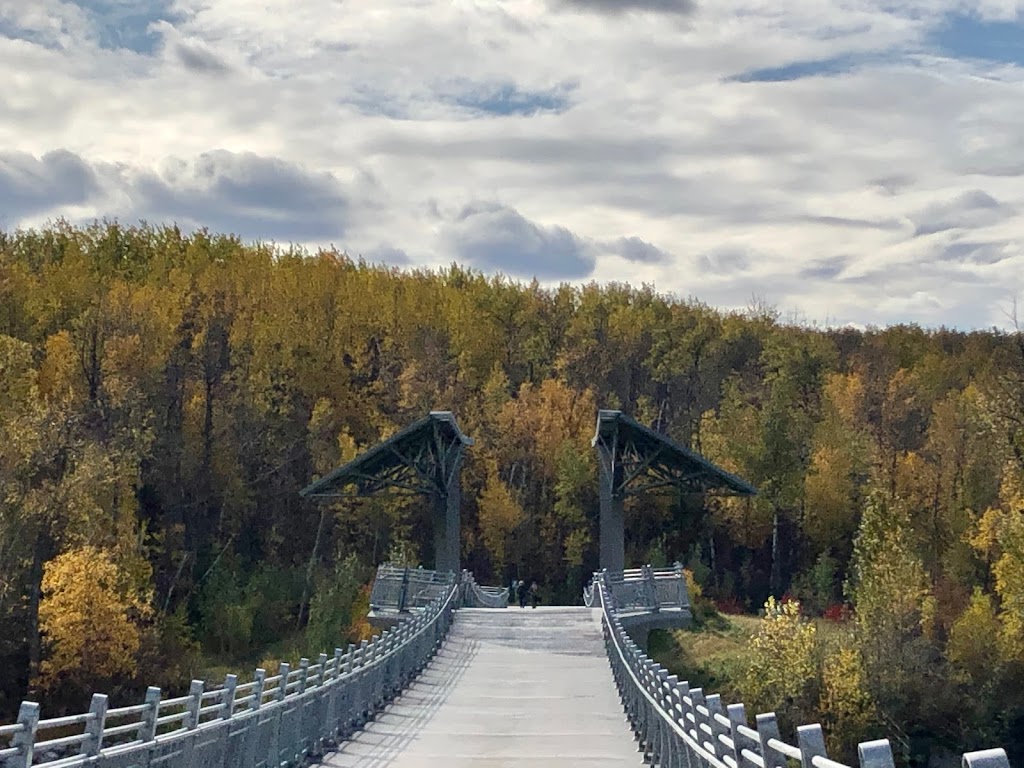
[2,222,1024,763]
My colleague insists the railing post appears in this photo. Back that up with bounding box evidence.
[333,648,344,680]
[80,693,108,756]
[10,702,40,768]
[137,687,161,742]
[185,680,204,730]
[728,703,758,768]
[643,564,659,612]
[755,712,788,768]
[398,566,410,613]
[317,653,328,687]
[705,693,727,760]
[689,688,709,753]
[277,663,290,701]
[674,560,690,607]
[858,739,896,768]
[675,680,693,739]
[299,658,310,694]
[221,674,238,719]
[251,669,266,710]
[962,749,1010,768]
[798,724,829,768]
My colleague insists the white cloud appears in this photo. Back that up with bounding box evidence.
[2,0,1024,327]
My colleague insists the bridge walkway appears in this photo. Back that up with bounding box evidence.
[322,607,644,767]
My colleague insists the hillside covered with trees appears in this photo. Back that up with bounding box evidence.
[3,222,1024,762]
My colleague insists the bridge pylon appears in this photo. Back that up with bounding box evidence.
[592,410,757,573]
[300,411,473,574]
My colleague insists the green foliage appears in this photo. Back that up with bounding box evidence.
[305,555,368,654]
[791,552,838,615]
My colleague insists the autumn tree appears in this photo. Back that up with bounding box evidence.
[37,547,151,706]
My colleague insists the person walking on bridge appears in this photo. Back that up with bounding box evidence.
[529,580,540,608]
[517,579,529,608]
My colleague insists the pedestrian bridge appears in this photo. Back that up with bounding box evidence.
[0,566,1011,768]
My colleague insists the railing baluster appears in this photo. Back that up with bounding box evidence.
[221,674,238,719]
[728,703,758,768]
[138,687,160,742]
[797,724,829,768]
[755,712,787,768]
[185,680,204,729]
[10,702,40,768]
[80,693,108,756]
[317,653,328,687]
[858,739,896,768]
[962,750,1011,768]
[706,693,728,760]
[251,668,266,710]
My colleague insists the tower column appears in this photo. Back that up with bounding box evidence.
[433,445,464,574]
[597,441,625,573]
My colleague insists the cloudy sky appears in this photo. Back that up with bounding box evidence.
[2,0,1024,328]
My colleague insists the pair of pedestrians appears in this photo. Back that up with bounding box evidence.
[510,579,540,608]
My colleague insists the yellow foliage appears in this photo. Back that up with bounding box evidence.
[819,646,875,755]
[563,528,590,569]
[743,597,817,715]
[349,584,374,643]
[947,588,1001,680]
[684,568,702,604]
[37,330,85,403]
[824,372,866,428]
[804,443,856,548]
[975,473,1024,657]
[478,463,525,571]
[37,546,149,693]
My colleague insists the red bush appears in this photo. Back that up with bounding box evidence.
[823,603,853,623]
[714,596,746,614]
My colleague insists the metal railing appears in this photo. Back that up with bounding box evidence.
[0,580,460,768]
[460,571,509,608]
[585,563,690,613]
[587,571,1012,768]
[368,565,456,613]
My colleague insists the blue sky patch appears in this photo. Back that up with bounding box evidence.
[71,0,184,54]
[929,13,1024,66]
[0,19,62,49]
[730,55,860,83]
[448,82,574,116]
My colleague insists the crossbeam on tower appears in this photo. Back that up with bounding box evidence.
[591,409,756,572]
[300,411,473,573]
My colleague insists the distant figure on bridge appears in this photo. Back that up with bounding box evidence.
[518,580,529,608]
[530,581,540,608]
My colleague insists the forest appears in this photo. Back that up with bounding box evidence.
[2,221,1024,764]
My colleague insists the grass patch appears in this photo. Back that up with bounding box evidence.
[648,614,760,701]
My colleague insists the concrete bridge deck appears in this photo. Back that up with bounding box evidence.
[322,607,644,767]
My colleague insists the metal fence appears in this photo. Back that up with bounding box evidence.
[0,580,459,768]
[368,565,456,613]
[586,564,690,612]
[587,571,1012,768]
[459,571,509,609]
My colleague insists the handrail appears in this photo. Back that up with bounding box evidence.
[587,571,1012,768]
[460,571,509,608]
[0,579,460,768]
